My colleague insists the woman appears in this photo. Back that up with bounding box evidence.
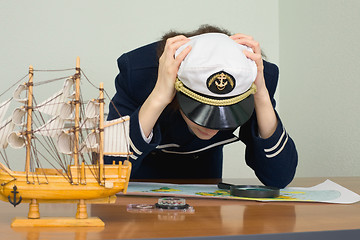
[105,25,297,188]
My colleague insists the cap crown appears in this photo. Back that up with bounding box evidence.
[176,33,257,98]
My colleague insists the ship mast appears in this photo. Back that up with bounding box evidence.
[99,82,105,184]
[25,66,33,175]
[73,57,80,166]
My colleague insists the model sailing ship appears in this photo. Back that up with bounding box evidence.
[0,57,132,226]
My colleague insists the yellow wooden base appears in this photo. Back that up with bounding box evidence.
[11,217,105,227]
[11,195,117,204]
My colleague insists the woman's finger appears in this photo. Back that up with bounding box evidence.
[230,33,254,41]
[165,35,187,44]
[164,35,190,56]
[175,45,192,65]
[243,50,263,71]
[233,38,261,54]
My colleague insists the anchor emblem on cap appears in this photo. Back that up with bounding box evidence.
[215,73,228,91]
[207,71,235,94]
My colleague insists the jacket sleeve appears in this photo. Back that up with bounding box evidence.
[105,49,162,172]
[239,61,298,188]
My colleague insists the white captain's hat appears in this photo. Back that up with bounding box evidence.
[175,32,257,129]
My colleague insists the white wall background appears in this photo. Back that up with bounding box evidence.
[1,0,358,178]
[279,0,360,177]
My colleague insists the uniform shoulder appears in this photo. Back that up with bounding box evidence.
[263,60,279,78]
[117,42,159,70]
[263,60,279,98]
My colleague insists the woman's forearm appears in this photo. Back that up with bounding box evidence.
[254,88,278,139]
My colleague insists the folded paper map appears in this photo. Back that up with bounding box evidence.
[118,179,360,204]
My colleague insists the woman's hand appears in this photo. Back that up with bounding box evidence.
[155,35,191,105]
[139,35,191,138]
[230,33,277,139]
[230,33,267,97]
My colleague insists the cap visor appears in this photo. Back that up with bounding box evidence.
[176,92,254,130]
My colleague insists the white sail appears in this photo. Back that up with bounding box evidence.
[37,78,75,117]
[13,84,28,103]
[58,102,74,120]
[34,116,65,137]
[0,118,15,149]
[81,131,99,153]
[63,78,75,98]
[103,116,130,157]
[36,90,64,116]
[67,91,76,99]
[80,117,98,129]
[11,107,26,126]
[79,99,100,129]
[85,100,100,119]
[57,131,74,155]
[0,98,12,124]
[7,131,26,149]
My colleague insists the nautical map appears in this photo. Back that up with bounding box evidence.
[120,179,360,204]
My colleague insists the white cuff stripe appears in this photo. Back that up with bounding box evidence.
[264,128,286,153]
[265,134,289,158]
[130,155,138,160]
[129,137,142,156]
[156,144,181,149]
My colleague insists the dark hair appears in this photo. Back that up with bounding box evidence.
[158,25,232,112]
[157,24,231,58]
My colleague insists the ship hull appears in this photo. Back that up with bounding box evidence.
[0,162,131,201]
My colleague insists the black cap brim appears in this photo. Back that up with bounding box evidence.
[176,91,255,130]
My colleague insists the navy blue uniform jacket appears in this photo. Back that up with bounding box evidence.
[105,42,298,188]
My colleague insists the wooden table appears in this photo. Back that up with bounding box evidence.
[0,177,359,240]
